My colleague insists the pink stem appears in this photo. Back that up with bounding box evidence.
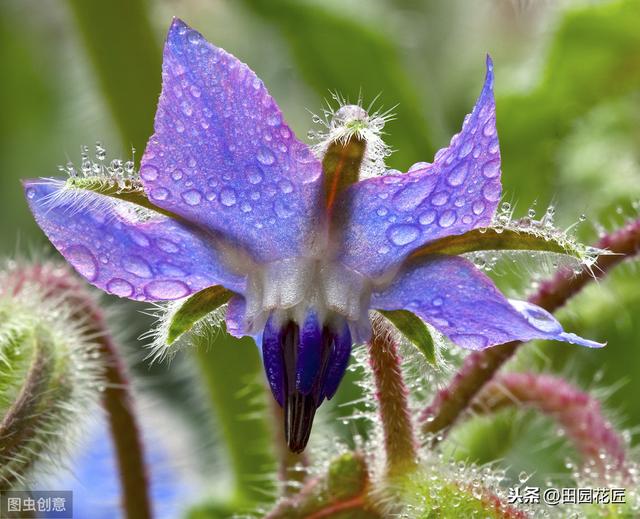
[368,317,418,476]
[10,264,153,519]
[472,373,630,480]
[420,218,640,441]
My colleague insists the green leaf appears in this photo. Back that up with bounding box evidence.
[167,286,233,345]
[243,0,434,169]
[379,310,435,365]
[408,226,599,265]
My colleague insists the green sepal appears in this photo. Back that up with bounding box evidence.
[167,286,233,345]
[378,310,436,365]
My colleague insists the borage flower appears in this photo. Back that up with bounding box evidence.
[24,19,602,453]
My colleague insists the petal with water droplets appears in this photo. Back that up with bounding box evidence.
[371,254,603,350]
[140,18,322,263]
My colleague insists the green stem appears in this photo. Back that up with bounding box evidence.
[193,332,276,506]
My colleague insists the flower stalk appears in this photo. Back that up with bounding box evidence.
[472,372,631,481]
[9,265,152,519]
[420,217,640,441]
[369,316,418,477]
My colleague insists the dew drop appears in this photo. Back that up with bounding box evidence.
[376,207,388,217]
[279,180,293,194]
[419,210,436,225]
[151,187,169,201]
[482,181,501,202]
[65,245,98,281]
[190,85,201,98]
[472,200,485,215]
[274,199,295,218]
[171,169,184,181]
[431,192,450,207]
[482,159,500,179]
[510,300,562,333]
[257,147,275,166]
[144,280,190,300]
[450,333,488,350]
[129,230,150,247]
[458,138,473,158]
[393,176,438,211]
[122,255,153,278]
[156,238,179,253]
[387,224,420,246]
[26,187,36,199]
[107,278,134,297]
[220,188,237,207]
[181,189,202,206]
[438,210,456,228]
[140,165,159,181]
[447,163,468,186]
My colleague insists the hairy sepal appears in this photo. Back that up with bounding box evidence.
[378,310,436,365]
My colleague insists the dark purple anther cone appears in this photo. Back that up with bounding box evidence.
[262,313,352,453]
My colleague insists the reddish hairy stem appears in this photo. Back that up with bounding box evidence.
[369,317,418,476]
[472,373,630,480]
[11,265,152,519]
[420,218,640,440]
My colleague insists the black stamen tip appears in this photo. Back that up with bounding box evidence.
[284,391,317,453]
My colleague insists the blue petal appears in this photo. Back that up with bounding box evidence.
[336,56,501,278]
[262,314,285,406]
[24,180,245,300]
[296,311,322,395]
[371,254,603,350]
[140,18,323,264]
[322,323,352,400]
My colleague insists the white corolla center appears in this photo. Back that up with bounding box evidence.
[242,257,376,339]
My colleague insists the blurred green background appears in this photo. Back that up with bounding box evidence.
[1,0,639,515]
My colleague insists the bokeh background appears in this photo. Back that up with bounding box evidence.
[1,0,639,517]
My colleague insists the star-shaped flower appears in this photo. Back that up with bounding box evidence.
[24,18,601,453]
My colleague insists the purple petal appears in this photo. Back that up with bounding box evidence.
[371,254,603,350]
[24,180,245,300]
[140,18,322,263]
[322,323,352,401]
[262,314,285,406]
[224,295,248,338]
[296,312,322,395]
[337,56,501,278]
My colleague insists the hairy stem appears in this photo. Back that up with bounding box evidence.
[472,373,630,481]
[369,317,418,476]
[420,217,640,440]
[11,265,152,519]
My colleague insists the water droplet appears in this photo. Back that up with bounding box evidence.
[140,165,158,181]
[279,180,293,194]
[181,101,193,117]
[447,163,468,186]
[472,200,485,215]
[107,278,134,297]
[144,280,190,300]
[190,85,201,98]
[419,210,436,225]
[438,210,456,228]
[245,165,263,185]
[156,238,179,253]
[26,187,35,199]
[158,263,187,277]
[387,224,420,246]
[129,230,150,247]
[462,215,472,224]
[483,120,496,137]
[482,181,500,202]
[392,176,438,211]
[510,300,562,333]
[240,202,252,213]
[122,255,153,278]
[432,297,443,307]
[65,245,98,281]
[376,207,388,217]
[220,188,237,207]
[187,30,201,45]
[150,188,169,201]
[274,199,295,218]
[181,189,202,206]
[518,471,529,483]
[175,120,185,133]
[458,139,473,158]
[266,112,280,126]
[431,192,450,207]
[450,334,488,350]
[482,159,500,178]
[257,147,275,166]
[171,169,184,181]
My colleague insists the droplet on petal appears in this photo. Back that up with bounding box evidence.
[65,245,98,281]
[144,280,190,300]
[387,224,420,246]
